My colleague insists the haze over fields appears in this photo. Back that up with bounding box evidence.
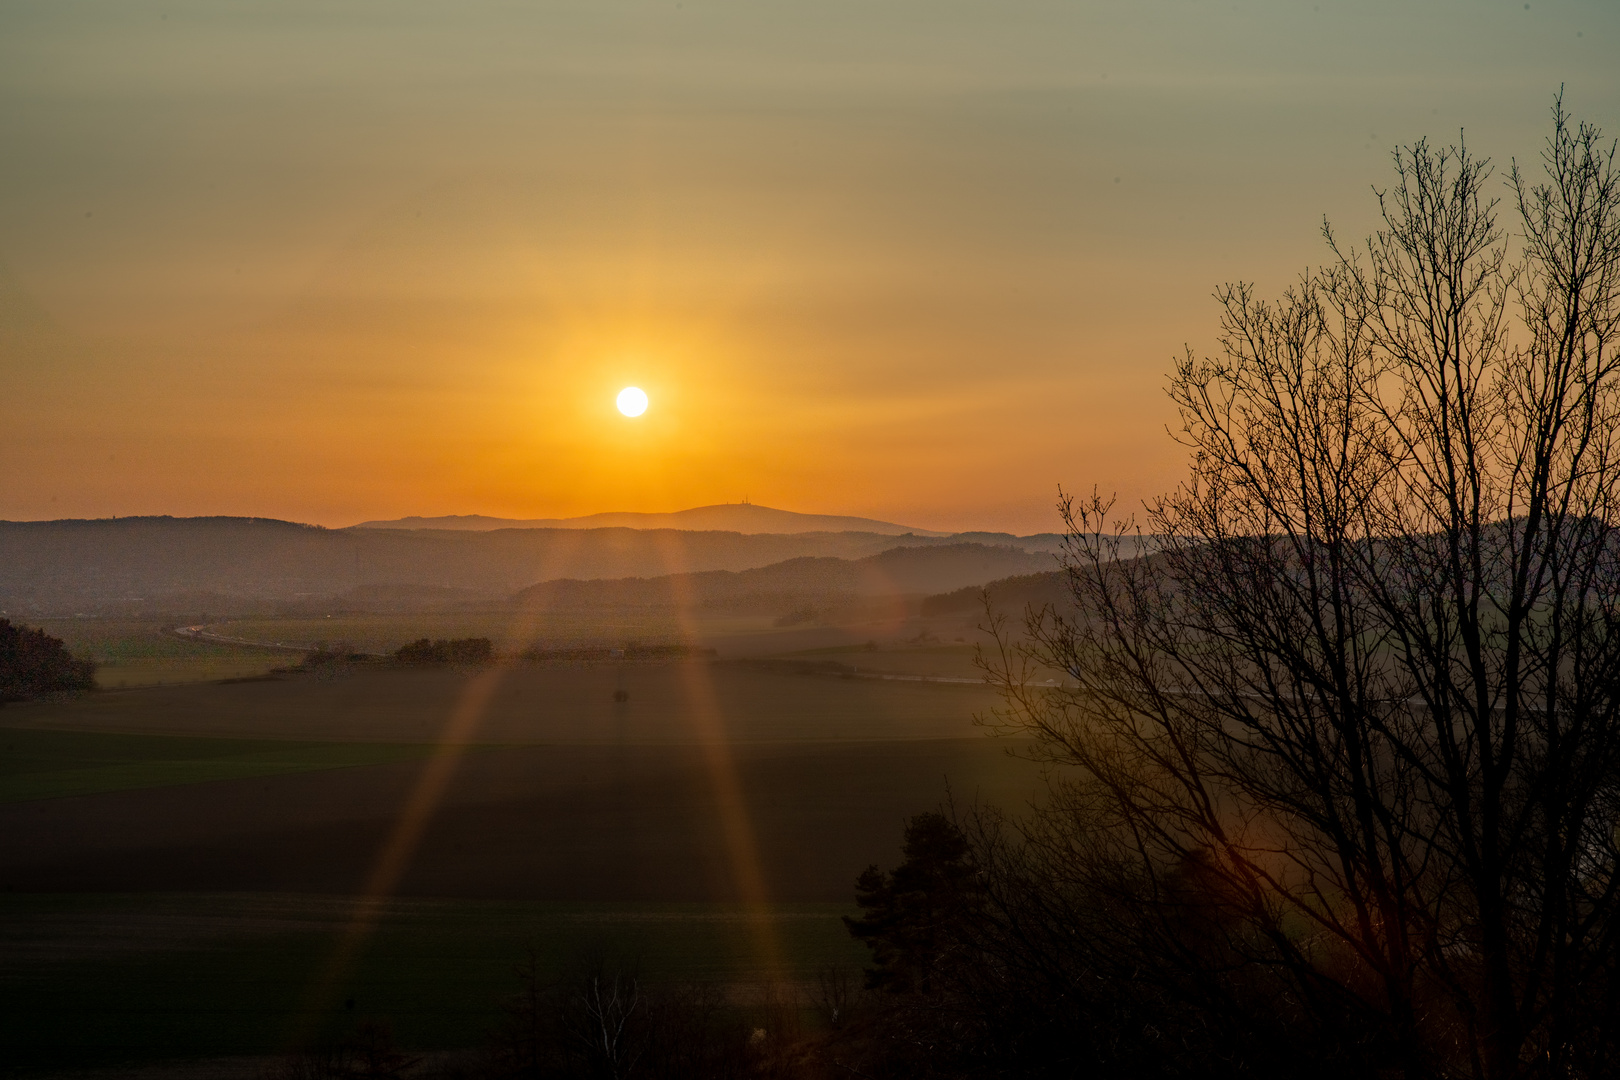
[0,504,1065,617]
[0,501,1067,1066]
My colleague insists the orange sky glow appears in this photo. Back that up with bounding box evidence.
[2,1,1616,534]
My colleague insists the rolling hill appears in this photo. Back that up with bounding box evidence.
[917,535,1162,618]
[0,516,1063,616]
[512,543,1056,613]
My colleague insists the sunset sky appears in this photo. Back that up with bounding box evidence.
[2,1,1615,534]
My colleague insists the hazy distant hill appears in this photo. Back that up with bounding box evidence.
[354,503,951,537]
[0,516,1062,615]
[918,536,1161,618]
[513,543,1055,613]
[921,570,1068,617]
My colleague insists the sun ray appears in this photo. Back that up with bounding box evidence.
[289,540,581,1048]
[646,527,785,981]
[288,665,505,1047]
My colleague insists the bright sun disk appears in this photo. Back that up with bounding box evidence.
[616,387,648,417]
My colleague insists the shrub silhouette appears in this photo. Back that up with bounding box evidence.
[394,637,494,666]
[0,619,95,702]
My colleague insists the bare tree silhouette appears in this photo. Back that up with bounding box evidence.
[987,96,1620,1080]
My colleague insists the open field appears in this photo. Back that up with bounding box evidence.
[18,612,995,690]
[206,609,987,659]
[26,619,292,689]
[30,620,288,664]
[2,660,1005,744]
[0,657,1046,1071]
[209,611,724,655]
[0,728,437,803]
[0,893,867,1068]
[0,733,1038,897]
[91,658,291,689]
[770,643,996,681]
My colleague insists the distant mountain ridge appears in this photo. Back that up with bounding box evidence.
[353,503,951,537]
[0,515,1063,616]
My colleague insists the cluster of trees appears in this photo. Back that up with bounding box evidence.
[299,641,366,668]
[0,618,94,702]
[840,99,1620,1080]
[394,637,496,666]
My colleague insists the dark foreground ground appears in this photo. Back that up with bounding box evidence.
[0,737,1033,899]
[0,660,1044,1072]
[0,893,864,1072]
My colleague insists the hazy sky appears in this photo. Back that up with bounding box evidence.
[2,1,1615,533]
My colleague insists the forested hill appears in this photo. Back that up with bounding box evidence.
[512,543,1055,612]
[0,516,1063,615]
[920,570,1069,617]
[918,535,1163,617]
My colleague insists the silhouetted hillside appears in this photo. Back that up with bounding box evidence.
[916,538,1167,617]
[920,570,1068,617]
[512,543,1054,612]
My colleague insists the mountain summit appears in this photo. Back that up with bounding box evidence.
[352,503,950,537]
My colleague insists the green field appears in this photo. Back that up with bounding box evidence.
[211,611,780,655]
[0,728,437,803]
[92,656,292,688]
[0,620,1045,1073]
[0,892,866,1067]
[29,619,292,689]
[2,660,1004,745]
[25,614,1000,691]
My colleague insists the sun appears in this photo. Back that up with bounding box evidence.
[616,386,649,417]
